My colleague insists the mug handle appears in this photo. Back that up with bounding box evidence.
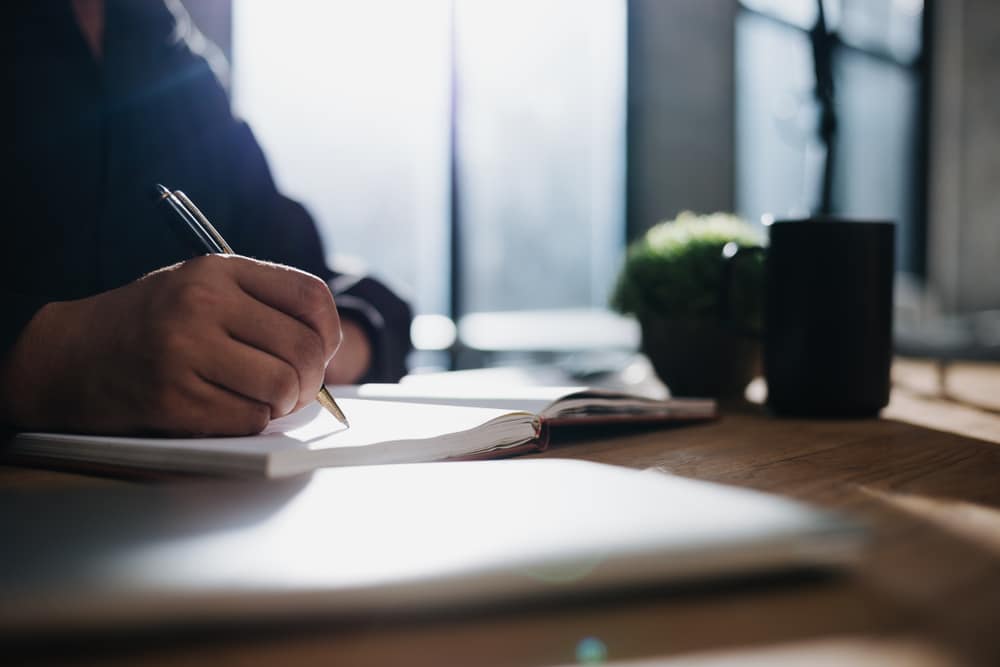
[719,243,765,339]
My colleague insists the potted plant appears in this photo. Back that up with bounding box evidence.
[611,211,765,398]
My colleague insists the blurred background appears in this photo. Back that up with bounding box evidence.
[183,0,998,373]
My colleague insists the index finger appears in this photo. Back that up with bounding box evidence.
[223,256,342,361]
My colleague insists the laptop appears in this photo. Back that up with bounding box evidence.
[1,459,865,635]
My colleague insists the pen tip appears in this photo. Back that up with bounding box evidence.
[316,386,350,430]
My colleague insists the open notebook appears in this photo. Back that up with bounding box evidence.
[334,382,715,425]
[7,400,537,478]
[7,387,715,478]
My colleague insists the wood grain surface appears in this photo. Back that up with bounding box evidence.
[3,359,999,666]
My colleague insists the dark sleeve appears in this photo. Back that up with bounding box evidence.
[329,274,414,384]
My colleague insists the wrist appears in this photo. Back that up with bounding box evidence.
[0,300,81,430]
[324,317,373,385]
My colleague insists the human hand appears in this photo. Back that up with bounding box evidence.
[0,255,342,436]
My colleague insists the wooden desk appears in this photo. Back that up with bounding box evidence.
[3,359,999,666]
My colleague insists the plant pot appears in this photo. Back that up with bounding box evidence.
[639,317,760,399]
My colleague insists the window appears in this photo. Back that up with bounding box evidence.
[453,0,626,314]
[232,0,452,319]
[232,0,627,360]
[736,0,926,274]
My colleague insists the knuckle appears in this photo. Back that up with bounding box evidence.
[271,364,300,402]
[297,275,332,311]
[296,278,339,355]
[291,329,325,369]
[186,253,226,274]
[242,403,271,435]
[332,323,344,354]
[168,281,218,317]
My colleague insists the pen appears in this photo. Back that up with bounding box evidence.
[152,183,350,428]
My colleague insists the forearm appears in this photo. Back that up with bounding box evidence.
[0,300,87,431]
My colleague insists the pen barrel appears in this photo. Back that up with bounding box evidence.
[174,191,234,254]
[316,386,350,427]
[155,189,225,255]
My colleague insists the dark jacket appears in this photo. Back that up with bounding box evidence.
[9,0,412,381]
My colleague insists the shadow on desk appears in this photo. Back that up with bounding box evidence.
[6,566,889,667]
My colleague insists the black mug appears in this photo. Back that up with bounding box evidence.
[724,219,895,417]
